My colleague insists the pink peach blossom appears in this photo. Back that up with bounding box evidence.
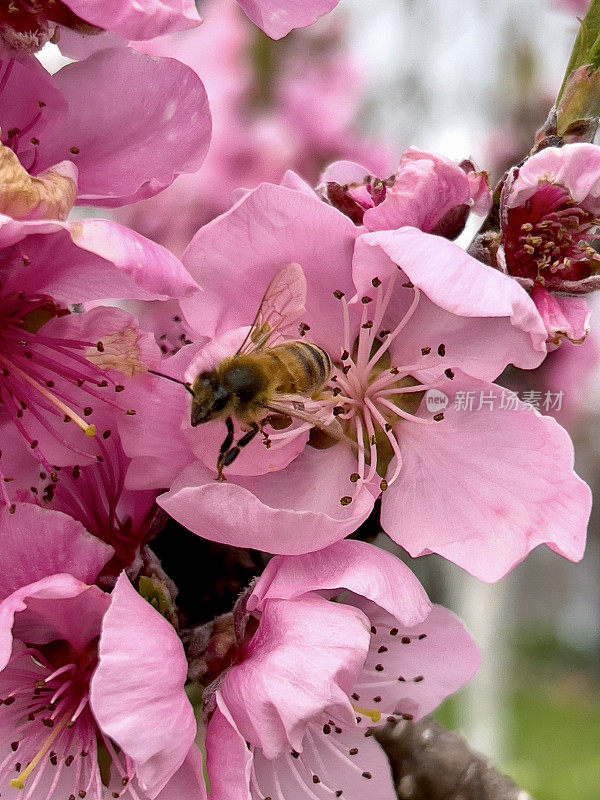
[0,217,196,477]
[494,143,600,347]
[0,509,203,800]
[499,144,600,294]
[320,148,492,236]
[120,181,590,581]
[204,540,479,799]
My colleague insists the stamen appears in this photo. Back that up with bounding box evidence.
[10,711,71,790]
[0,353,96,437]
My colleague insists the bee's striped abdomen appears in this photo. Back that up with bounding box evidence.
[264,342,331,395]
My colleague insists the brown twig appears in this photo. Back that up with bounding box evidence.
[377,718,533,800]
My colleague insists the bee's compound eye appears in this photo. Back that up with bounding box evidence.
[211,385,230,413]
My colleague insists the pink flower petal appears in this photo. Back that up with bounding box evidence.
[219,594,370,758]
[158,444,376,555]
[36,47,211,206]
[504,143,600,213]
[531,286,591,348]
[236,0,339,39]
[380,375,590,581]
[63,0,201,39]
[353,228,548,379]
[205,698,253,800]
[181,182,358,351]
[154,746,208,800]
[156,745,207,800]
[0,218,198,303]
[352,603,480,720]
[0,503,112,602]
[248,539,431,626]
[320,159,372,186]
[363,147,471,233]
[0,576,108,670]
[90,573,197,797]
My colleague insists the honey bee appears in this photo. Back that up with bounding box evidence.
[188,263,333,480]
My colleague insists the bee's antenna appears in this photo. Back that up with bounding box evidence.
[148,369,195,396]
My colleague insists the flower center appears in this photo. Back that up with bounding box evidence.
[0,286,139,480]
[504,183,600,285]
[1,641,141,800]
[264,272,447,509]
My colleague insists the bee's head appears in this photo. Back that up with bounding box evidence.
[190,372,230,426]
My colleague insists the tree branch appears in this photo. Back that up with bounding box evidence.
[377,718,533,800]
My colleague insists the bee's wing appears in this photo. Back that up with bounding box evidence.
[236,263,307,355]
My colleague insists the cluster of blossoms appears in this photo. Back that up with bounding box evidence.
[0,1,596,799]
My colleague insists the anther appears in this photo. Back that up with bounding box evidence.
[340,496,352,505]
[70,146,80,155]
[333,290,345,299]
[371,277,382,287]
[433,413,444,422]
[361,296,372,304]
[126,409,136,415]
[361,321,373,329]
[350,473,360,482]
[437,343,446,357]
[333,406,344,416]
[444,368,454,379]
[114,385,125,392]
[380,479,388,491]
[421,347,431,355]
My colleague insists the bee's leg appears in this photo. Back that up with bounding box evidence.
[216,417,235,482]
[221,423,260,471]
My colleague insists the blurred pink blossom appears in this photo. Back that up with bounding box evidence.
[118,0,393,257]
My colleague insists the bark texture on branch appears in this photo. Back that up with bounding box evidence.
[377,718,533,800]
